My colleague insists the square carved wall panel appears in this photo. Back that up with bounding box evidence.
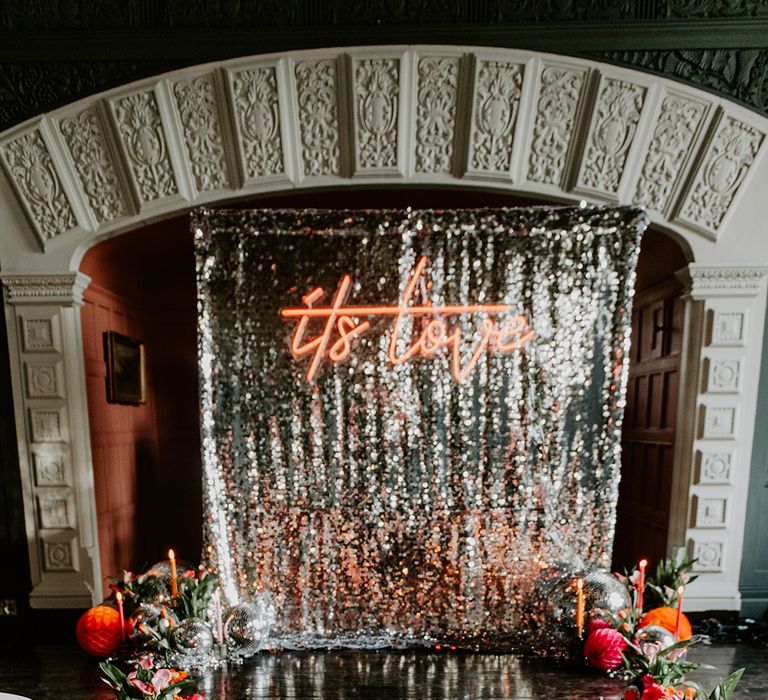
[29,408,66,443]
[705,358,741,393]
[692,495,728,528]
[689,539,725,572]
[710,311,746,346]
[24,361,64,399]
[696,451,733,485]
[32,450,69,487]
[701,405,736,439]
[37,490,74,530]
[20,315,62,353]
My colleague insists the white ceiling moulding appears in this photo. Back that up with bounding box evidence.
[0,46,766,274]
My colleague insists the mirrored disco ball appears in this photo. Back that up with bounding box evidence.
[136,573,171,604]
[130,603,178,643]
[584,569,632,618]
[172,618,214,654]
[635,625,677,653]
[225,600,275,657]
[145,558,195,594]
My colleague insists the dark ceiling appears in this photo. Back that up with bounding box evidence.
[0,0,767,132]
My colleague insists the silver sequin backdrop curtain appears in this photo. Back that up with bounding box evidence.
[194,206,646,651]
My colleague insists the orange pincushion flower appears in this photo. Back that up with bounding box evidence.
[640,607,692,641]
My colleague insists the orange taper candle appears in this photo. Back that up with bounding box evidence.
[576,578,585,639]
[169,548,178,597]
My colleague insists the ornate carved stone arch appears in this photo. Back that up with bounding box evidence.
[0,47,766,612]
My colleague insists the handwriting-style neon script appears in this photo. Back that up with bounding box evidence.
[280,257,535,382]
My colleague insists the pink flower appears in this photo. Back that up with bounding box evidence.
[138,656,153,670]
[183,569,196,578]
[128,675,155,695]
[150,669,173,692]
[628,570,641,586]
[640,641,662,661]
[122,570,134,583]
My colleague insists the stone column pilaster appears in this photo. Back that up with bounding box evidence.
[671,265,768,610]
[2,272,101,608]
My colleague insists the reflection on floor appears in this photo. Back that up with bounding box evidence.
[0,642,766,699]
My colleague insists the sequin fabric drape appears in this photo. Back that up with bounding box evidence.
[194,206,646,652]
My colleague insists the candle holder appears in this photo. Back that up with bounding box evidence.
[214,642,228,661]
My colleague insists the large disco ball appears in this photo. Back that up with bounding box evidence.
[634,625,677,654]
[172,618,214,655]
[542,568,631,639]
[224,600,274,657]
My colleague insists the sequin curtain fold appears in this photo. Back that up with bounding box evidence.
[194,206,646,653]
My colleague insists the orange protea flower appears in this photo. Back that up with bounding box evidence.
[640,607,692,641]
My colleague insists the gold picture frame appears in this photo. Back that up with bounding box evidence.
[104,331,146,405]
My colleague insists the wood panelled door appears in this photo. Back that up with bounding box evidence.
[613,278,683,571]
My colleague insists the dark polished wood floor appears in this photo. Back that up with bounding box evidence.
[0,641,767,699]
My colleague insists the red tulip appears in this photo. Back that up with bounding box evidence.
[584,627,628,670]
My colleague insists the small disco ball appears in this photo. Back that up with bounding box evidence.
[224,599,274,657]
[172,618,214,655]
[145,558,194,593]
[583,569,632,618]
[130,602,178,642]
[635,624,677,653]
[137,573,171,604]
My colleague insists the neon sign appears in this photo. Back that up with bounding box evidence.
[280,256,534,382]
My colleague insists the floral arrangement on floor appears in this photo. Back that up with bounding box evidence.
[74,552,230,699]
[99,655,202,700]
[582,555,745,699]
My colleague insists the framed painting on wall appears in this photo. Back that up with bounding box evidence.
[104,331,145,405]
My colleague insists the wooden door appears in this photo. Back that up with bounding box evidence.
[612,278,683,571]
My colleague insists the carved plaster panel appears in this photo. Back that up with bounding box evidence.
[677,116,764,236]
[692,495,728,528]
[30,408,66,443]
[468,59,523,176]
[295,59,341,178]
[689,539,724,572]
[42,536,76,572]
[110,89,179,204]
[25,361,63,399]
[58,107,129,223]
[706,359,741,393]
[20,317,60,353]
[0,127,77,243]
[702,405,736,439]
[230,64,285,182]
[173,74,230,192]
[697,451,733,485]
[527,65,585,186]
[710,311,746,346]
[576,77,645,196]
[634,93,708,213]
[353,57,400,172]
[32,450,69,487]
[37,491,74,530]
[415,56,460,175]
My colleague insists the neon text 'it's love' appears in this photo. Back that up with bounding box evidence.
[280,256,535,382]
